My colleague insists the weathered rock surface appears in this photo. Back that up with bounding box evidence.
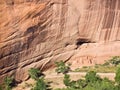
[0,0,120,82]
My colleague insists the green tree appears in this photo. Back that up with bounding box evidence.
[115,65,120,84]
[29,68,41,80]
[85,71,101,83]
[63,74,71,87]
[32,77,47,90]
[4,77,13,90]
[55,61,70,74]
[109,56,120,66]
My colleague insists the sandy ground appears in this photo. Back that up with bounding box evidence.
[12,71,115,90]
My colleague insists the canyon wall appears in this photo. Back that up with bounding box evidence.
[0,0,120,82]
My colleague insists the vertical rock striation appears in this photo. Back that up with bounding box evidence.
[0,0,120,82]
[67,0,120,68]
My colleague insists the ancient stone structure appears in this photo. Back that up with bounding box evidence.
[0,0,120,82]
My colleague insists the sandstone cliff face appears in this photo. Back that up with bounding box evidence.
[0,0,120,82]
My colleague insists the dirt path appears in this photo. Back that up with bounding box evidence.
[13,72,116,90]
[46,72,115,80]
[45,72,116,89]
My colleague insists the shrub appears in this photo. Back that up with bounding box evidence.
[76,79,87,88]
[115,65,120,84]
[91,77,115,90]
[29,57,120,90]
[103,61,110,66]
[28,68,41,80]
[82,66,88,68]
[109,56,120,66]
[73,68,81,72]
[4,77,14,90]
[29,68,50,90]
[63,74,71,87]
[55,61,70,74]
[85,71,102,83]
[56,69,120,90]
[63,74,87,89]
[32,77,47,90]
[69,79,87,89]
[0,85,2,90]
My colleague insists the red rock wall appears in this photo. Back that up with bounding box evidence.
[0,0,120,82]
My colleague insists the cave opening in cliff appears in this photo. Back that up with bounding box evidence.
[76,38,91,46]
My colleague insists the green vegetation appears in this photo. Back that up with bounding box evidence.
[74,56,120,73]
[63,74,71,87]
[1,56,120,90]
[28,68,42,80]
[54,58,120,90]
[115,65,120,84]
[0,86,2,90]
[55,61,71,74]
[108,56,120,66]
[28,68,50,90]
[74,65,116,73]
[55,71,117,90]
[4,77,14,90]
[85,71,101,83]
[63,74,87,89]
[0,76,15,90]
[31,76,48,90]
[27,56,120,90]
